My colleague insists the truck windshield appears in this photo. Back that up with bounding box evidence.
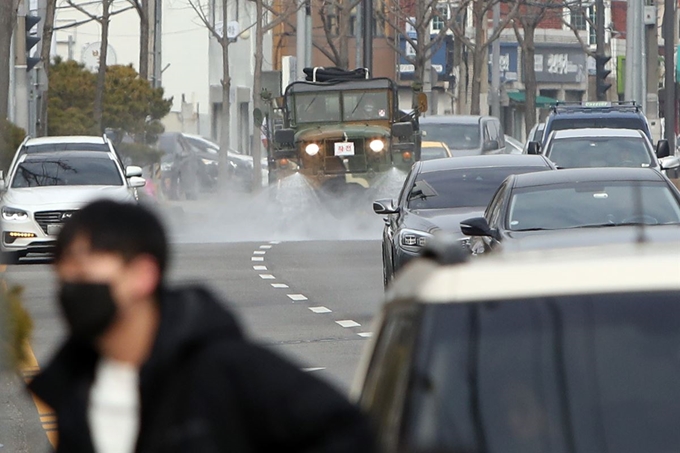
[294,92,342,123]
[406,292,680,453]
[343,90,390,121]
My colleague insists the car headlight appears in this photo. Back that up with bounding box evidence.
[369,139,385,152]
[2,207,28,221]
[398,229,433,253]
[305,143,320,156]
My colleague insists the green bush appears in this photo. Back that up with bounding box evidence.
[0,120,26,174]
[0,285,32,372]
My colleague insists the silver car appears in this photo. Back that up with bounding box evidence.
[0,151,145,262]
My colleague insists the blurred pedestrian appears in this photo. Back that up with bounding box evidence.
[28,200,375,453]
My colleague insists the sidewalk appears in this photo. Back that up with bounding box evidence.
[0,371,51,452]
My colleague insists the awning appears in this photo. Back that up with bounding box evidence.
[507,91,559,108]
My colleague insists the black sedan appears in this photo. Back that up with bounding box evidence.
[462,167,680,254]
[373,154,555,285]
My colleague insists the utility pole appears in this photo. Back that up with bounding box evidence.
[305,0,312,68]
[490,0,500,119]
[625,0,644,107]
[151,0,162,88]
[362,0,373,74]
[15,1,29,132]
[355,0,362,69]
[296,0,305,78]
[646,1,659,119]
[663,0,676,148]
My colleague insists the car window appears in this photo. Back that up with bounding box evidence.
[359,306,421,452]
[548,117,647,135]
[486,180,509,228]
[420,123,481,150]
[24,143,110,153]
[403,293,680,453]
[11,157,124,188]
[507,181,680,231]
[407,166,548,210]
[546,137,653,168]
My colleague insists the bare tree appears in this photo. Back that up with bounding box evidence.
[128,0,150,80]
[561,0,596,58]
[67,0,114,133]
[0,0,21,123]
[188,0,233,187]
[450,0,519,115]
[315,0,362,69]
[512,0,562,136]
[37,0,57,136]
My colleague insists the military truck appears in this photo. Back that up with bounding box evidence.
[270,68,422,197]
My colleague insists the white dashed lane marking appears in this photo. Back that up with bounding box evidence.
[269,241,281,244]
[253,265,267,271]
[253,251,266,255]
[302,367,326,372]
[259,274,276,280]
[309,306,332,314]
[259,245,272,249]
[251,257,264,262]
[357,332,373,338]
[271,283,289,288]
[287,294,308,301]
[336,320,361,328]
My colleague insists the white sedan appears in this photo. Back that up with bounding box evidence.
[1,151,145,262]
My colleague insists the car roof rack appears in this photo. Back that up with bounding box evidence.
[550,100,642,114]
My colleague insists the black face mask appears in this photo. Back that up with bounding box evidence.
[58,282,118,344]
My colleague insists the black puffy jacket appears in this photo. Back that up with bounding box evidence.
[29,286,376,453]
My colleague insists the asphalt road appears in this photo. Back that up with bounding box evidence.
[0,237,384,451]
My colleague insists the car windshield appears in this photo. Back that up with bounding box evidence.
[408,166,546,210]
[421,146,449,161]
[342,90,390,121]
[507,182,680,231]
[421,123,480,150]
[546,137,653,168]
[11,157,123,188]
[549,117,647,135]
[294,92,342,123]
[405,293,680,453]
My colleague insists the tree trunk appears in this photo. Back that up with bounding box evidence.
[219,0,231,190]
[522,25,537,137]
[37,0,57,136]
[251,0,264,192]
[138,0,149,80]
[470,0,486,115]
[0,0,19,123]
[470,47,486,115]
[93,0,111,134]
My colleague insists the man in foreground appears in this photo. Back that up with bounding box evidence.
[29,200,375,452]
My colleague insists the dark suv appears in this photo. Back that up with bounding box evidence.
[527,101,671,159]
[353,240,680,453]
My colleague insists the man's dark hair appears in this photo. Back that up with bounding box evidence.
[54,200,168,276]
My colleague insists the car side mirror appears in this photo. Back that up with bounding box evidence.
[656,139,671,159]
[373,199,400,215]
[460,217,496,238]
[482,140,499,152]
[391,121,414,139]
[659,155,680,171]
[125,165,143,178]
[274,128,295,146]
[128,176,146,188]
[527,141,541,155]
